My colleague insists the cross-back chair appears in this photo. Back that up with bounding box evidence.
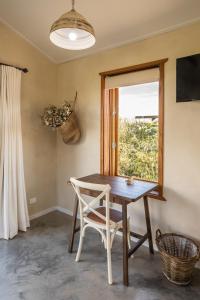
[70,177,131,285]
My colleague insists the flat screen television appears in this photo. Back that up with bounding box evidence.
[176,53,200,102]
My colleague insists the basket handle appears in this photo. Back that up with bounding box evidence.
[156,229,162,240]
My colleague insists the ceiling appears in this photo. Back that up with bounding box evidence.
[0,0,200,63]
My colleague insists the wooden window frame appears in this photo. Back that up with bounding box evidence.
[100,58,168,201]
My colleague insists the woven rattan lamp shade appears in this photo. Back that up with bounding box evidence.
[50,2,96,50]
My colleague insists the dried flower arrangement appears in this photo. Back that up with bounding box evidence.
[41,102,73,128]
[41,92,81,144]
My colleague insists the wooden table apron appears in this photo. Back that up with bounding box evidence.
[68,174,158,286]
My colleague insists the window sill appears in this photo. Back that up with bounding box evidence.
[147,190,166,201]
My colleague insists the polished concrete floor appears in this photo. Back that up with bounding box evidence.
[0,211,199,300]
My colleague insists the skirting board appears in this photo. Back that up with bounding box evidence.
[29,206,74,220]
[29,206,154,249]
[29,207,56,220]
[30,206,149,244]
[53,206,151,249]
[55,206,73,216]
[29,206,200,269]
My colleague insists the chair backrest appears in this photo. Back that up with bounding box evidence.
[70,177,111,224]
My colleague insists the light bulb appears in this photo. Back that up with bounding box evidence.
[68,32,77,41]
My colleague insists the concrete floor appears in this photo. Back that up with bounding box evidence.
[0,211,199,300]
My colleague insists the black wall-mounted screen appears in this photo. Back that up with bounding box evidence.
[176,53,200,102]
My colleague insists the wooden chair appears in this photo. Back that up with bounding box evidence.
[70,177,131,285]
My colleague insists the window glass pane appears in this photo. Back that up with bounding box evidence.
[118,82,159,182]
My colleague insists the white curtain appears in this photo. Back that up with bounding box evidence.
[0,65,29,240]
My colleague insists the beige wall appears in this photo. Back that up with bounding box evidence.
[0,22,57,216]
[1,19,199,242]
[56,21,200,242]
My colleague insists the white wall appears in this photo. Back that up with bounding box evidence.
[56,21,200,242]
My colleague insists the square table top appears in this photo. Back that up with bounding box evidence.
[78,173,158,203]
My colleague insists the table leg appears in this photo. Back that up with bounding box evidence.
[122,201,129,286]
[68,195,79,253]
[143,195,154,254]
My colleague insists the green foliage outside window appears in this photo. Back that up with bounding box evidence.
[118,118,158,182]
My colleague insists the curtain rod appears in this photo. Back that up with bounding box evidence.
[0,63,28,73]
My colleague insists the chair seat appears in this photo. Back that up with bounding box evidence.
[86,206,122,224]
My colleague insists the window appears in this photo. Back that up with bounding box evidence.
[118,82,159,182]
[100,59,168,199]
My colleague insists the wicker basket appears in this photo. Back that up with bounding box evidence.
[156,229,199,286]
[59,112,81,145]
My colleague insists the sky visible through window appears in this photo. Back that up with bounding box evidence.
[119,82,159,119]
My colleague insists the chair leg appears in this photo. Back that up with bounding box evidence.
[127,232,131,249]
[106,231,113,285]
[102,233,106,248]
[75,228,84,262]
[127,218,134,258]
[127,218,131,249]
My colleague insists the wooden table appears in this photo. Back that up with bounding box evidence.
[68,173,158,286]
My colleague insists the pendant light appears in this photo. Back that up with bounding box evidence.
[50,0,96,50]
